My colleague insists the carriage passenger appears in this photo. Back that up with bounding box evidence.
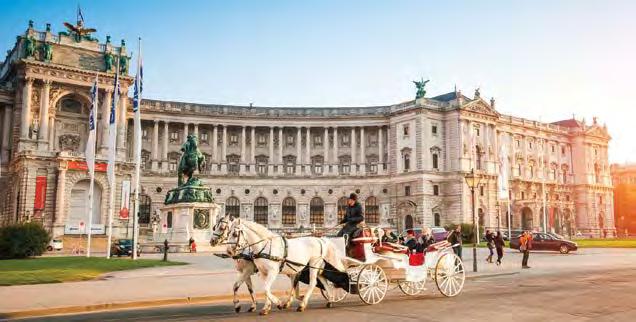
[404,229,419,251]
[417,227,435,252]
[381,228,399,243]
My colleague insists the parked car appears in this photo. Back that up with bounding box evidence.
[111,239,141,257]
[401,227,449,242]
[47,238,63,251]
[509,232,578,254]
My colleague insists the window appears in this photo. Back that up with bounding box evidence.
[339,155,351,175]
[139,194,151,224]
[141,150,150,170]
[253,197,268,225]
[369,133,378,146]
[312,156,323,175]
[551,145,555,153]
[337,197,348,223]
[229,133,239,146]
[283,155,296,175]
[169,131,179,143]
[551,168,557,180]
[60,97,83,114]
[521,191,526,200]
[403,124,410,136]
[310,197,324,226]
[367,155,378,174]
[402,149,411,172]
[479,185,484,197]
[282,197,296,226]
[225,197,240,219]
[432,153,439,170]
[167,211,173,228]
[365,197,379,224]
[516,140,521,148]
[405,185,411,196]
[168,152,179,172]
[566,195,570,202]
[142,128,149,141]
[200,132,209,144]
[434,213,441,226]
[529,165,534,178]
[432,125,438,135]
[257,134,267,146]
[341,133,350,147]
[475,146,482,170]
[256,156,268,175]
[475,128,480,137]
[227,154,240,175]
[528,141,533,150]
[561,146,566,155]
[286,134,295,146]
[433,185,439,196]
[313,135,322,147]
[562,170,567,183]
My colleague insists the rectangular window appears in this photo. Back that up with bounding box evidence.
[313,135,322,147]
[432,153,439,169]
[479,185,484,197]
[404,185,411,196]
[313,163,323,175]
[432,125,438,135]
[369,162,377,174]
[369,133,378,146]
[561,146,566,155]
[403,125,410,137]
[170,131,179,143]
[229,133,239,145]
[200,132,209,144]
[341,133,350,146]
[433,185,439,196]
[257,134,267,145]
[521,191,526,200]
[286,135,295,146]
[475,128,480,137]
[142,129,149,141]
[169,160,177,171]
[551,145,555,153]
[516,140,521,148]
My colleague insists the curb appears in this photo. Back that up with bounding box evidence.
[2,290,290,320]
[466,271,519,279]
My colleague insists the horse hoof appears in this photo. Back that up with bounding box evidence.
[296,306,305,312]
[248,307,256,312]
[284,302,291,309]
[277,304,285,310]
[326,302,334,308]
[234,306,241,313]
[259,310,270,316]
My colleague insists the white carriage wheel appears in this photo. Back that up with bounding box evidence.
[434,253,465,297]
[320,280,348,303]
[357,264,388,305]
[398,279,426,296]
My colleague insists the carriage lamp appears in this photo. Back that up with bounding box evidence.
[464,169,482,272]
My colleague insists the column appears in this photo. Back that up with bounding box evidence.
[250,127,256,174]
[278,127,283,174]
[333,127,339,173]
[151,120,159,171]
[38,80,51,148]
[212,125,218,162]
[1,105,13,163]
[240,126,246,173]
[323,127,329,171]
[193,123,199,138]
[296,127,302,174]
[350,127,357,174]
[162,121,169,172]
[20,78,33,139]
[221,125,228,173]
[306,127,311,174]
[269,127,274,174]
[55,168,66,224]
[183,123,189,139]
[117,95,127,154]
[360,127,366,174]
[99,89,112,154]
[378,126,384,173]
[48,115,55,150]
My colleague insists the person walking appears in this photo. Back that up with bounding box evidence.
[520,231,533,269]
[485,230,495,263]
[494,231,505,265]
[447,225,463,259]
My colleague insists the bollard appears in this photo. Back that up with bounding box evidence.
[163,239,169,262]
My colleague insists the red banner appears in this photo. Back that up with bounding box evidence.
[34,176,47,210]
[549,208,555,228]
[68,161,107,172]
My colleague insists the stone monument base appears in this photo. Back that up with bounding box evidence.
[155,202,220,252]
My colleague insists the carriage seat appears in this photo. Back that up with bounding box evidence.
[426,240,451,252]
[373,242,409,254]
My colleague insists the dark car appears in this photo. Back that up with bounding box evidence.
[509,232,578,254]
[111,239,140,257]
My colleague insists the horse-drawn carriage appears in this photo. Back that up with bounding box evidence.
[318,227,465,305]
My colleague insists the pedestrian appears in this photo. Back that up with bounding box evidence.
[520,231,533,269]
[447,225,463,259]
[494,231,505,265]
[485,230,495,263]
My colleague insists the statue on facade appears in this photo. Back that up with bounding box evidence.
[119,55,129,74]
[413,78,430,99]
[23,36,36,58]
[63,10,97,42]
[178,135,205,187]
[104,51,114,72]
[42,42,53,62]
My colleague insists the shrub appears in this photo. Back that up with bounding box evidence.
[444,223,484,244]
[0,222,50,259]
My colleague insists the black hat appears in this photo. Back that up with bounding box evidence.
[349,193,358,200]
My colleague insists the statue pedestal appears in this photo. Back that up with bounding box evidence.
[157,202,220,252]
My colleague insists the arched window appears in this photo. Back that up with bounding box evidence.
[139,194,152,224]
[58,96,84,114]
[282,197,296,226]
[365,196,379,224]
[337,197,348,223]
[310,197,324,226]
[253,197,268,225]
[434,213,441,227]
[225,197,240,219]
[403,153,410,171]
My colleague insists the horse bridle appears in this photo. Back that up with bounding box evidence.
[212,217,232,242]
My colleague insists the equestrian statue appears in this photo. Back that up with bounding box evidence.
[178,134,205,187]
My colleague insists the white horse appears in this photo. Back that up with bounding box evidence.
[226,220,345,315]
[209,215,258,313]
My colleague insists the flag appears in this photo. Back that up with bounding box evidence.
[498,136,509,200]
[77,5,85,24]
[86,75,98,177]
[107,72,120,186]
[132,42,143,190]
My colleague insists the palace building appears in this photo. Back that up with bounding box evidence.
[0,21,616,240]
[611,163,636,236]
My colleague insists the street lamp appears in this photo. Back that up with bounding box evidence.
[464,169,482,273]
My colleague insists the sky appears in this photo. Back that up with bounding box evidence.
[1,0,635,163]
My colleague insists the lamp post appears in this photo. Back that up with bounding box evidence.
[464,169,481,273]
[496,202,501,233]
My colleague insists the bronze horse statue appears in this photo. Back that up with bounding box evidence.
[178,135,205,186]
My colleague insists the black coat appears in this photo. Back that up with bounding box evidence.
[337,202,364,237]
[494,234,505,249]
[447,231,462,246]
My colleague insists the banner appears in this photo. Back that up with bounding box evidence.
[119,180,131,220]
[34,176,47,210]
[497,137,510,200]
[65,223,105,235]
[68,161,107,172]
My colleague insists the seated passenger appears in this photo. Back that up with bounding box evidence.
[417,227,435,252]
[404,229,418,251]
[381,228,399,243]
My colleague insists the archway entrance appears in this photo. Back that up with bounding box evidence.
[521,207,533,230]
[404,215,414,230]
[397,201,416,232]
[553,208,561,234]
[68,180,102,230]
[563,209,573,237]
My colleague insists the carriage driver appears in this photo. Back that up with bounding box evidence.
[337,193,364,238]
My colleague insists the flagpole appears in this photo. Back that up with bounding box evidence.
[86,74,98,257]
[132,37,142,260]
[106,51,121,259]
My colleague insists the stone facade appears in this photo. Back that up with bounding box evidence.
[0,21,616,239]
[611,163,636,236]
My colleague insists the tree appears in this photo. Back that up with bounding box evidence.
[0,222,50,259]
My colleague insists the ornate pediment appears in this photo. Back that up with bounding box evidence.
[461,99,499,117]
[585,126,611,139]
